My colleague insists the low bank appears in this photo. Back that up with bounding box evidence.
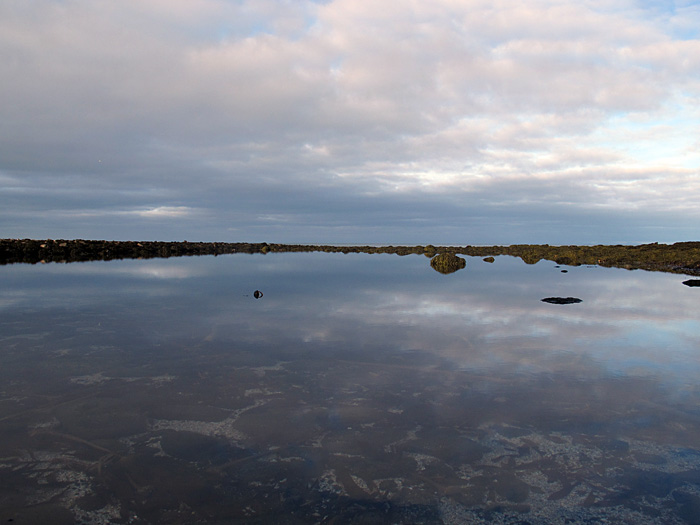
[2,239,699,275]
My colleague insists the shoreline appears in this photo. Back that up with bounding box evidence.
[2,238,700,275]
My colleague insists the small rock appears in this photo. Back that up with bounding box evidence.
[253,290,263,299]
[541,297,582,304]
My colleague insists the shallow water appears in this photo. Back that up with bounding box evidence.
[1,253,700,524]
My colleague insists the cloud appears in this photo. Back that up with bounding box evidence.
[0,0,698,243]
[130,206,196,218]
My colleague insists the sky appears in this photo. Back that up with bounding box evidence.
[1,0,699,245]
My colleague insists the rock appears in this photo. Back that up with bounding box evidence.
[430,253,466,274]
[423,245,438,257]
[541,297,582,304]
[682,280,700,287]
[483,257,495,263]
[253,290,263,299]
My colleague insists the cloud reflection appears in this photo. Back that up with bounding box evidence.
[3,253,699,386]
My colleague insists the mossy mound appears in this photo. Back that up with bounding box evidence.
[430,253,466,274]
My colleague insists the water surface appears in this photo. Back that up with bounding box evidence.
[2,253,700,523]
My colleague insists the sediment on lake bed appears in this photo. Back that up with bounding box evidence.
[2,238,700,275]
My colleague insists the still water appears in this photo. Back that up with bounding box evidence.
[1,253,700,524]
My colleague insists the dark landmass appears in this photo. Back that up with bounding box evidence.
[2,238,700,275]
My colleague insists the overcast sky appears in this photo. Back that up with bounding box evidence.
[1,0,699,245]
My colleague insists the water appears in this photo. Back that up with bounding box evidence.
[1,253,700,523]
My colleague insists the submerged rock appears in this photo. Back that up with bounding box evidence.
[541,297,582,304]
[430,253,466,274]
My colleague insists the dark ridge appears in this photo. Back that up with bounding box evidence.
[1,239,700,275]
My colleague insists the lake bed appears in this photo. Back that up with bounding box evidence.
[2,253,700,523]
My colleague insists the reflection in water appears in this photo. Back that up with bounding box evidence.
[430,253,467,274]
[541,297,583,304]
[1,254,700,523]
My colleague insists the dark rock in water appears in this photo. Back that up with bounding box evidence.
[561,270,568,273]
[541,297,582,304]
[253,290,263,299]
[483,257,495,263]
[430,253,466,274]
[682,280,700,287]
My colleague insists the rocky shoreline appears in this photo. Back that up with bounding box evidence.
[2,238,700,275]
